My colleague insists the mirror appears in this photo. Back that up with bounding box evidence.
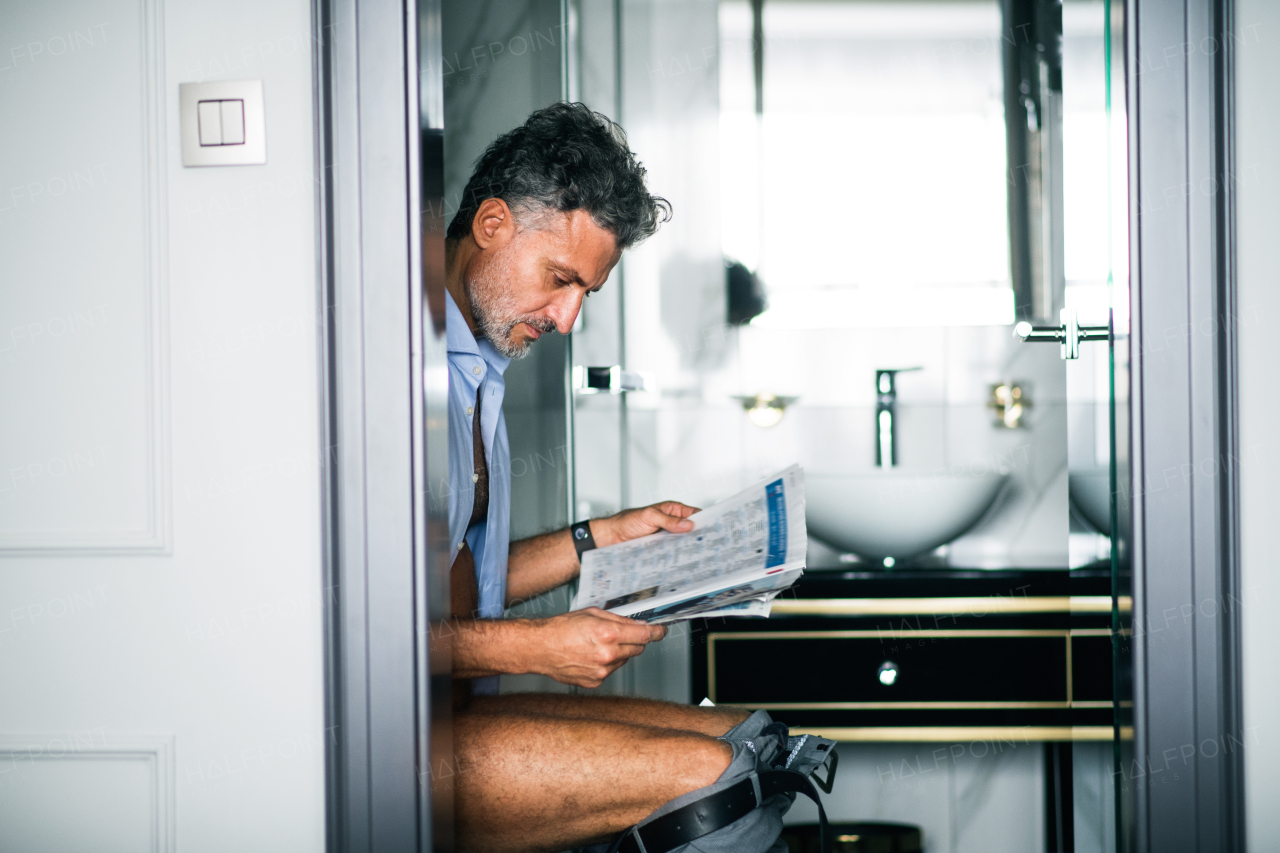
[722,0,1016,330]
[588,0,1078,573]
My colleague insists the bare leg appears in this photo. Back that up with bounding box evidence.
[467,692,751,737]
[453,710,734,853]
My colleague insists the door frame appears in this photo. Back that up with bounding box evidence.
[312,0,447,850]
[303,0,1256,848]
[1127,0,1245,848]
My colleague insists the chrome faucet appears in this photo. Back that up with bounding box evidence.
[875,368,921,468]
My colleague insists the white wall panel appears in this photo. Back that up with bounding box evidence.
[0,0,169,553]
[0,735,173,853]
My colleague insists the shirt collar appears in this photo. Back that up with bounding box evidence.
[445,289,511,375]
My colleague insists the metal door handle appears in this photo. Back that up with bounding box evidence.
[1015,309,1109,359]
[573,365,646,394]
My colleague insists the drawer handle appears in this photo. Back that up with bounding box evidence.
[877,661,899,686]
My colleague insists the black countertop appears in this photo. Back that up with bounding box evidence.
[789,567,1121,600]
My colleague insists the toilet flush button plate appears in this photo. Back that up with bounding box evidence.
[180,80,266,167]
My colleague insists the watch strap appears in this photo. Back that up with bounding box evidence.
[570,520,597,562]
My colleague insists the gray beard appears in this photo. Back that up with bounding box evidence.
[465,247,555,359]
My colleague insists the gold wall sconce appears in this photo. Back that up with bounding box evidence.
[733,393,797,428]
[988,383,1029,428]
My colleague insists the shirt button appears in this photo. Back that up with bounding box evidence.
[457,542,464,551]
[466,406,473,415]
[472,365,482,375]
[472,473,479,483]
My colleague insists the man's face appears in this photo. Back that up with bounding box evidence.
[464,208,620,359]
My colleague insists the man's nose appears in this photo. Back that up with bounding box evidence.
[547,288,584,335]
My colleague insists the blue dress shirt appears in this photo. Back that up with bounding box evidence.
[446,292,511,694]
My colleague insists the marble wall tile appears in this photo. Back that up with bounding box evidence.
[1072,742,1118,853]
[781,739,1043,853]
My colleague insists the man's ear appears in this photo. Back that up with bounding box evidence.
[471,198,515,250]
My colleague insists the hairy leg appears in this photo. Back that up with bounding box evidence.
[453,710,734,853]
[467,692,751,737]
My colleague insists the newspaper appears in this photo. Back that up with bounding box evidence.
[571,466,807,624]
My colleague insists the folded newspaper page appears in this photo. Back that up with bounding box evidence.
[571,465,806,624]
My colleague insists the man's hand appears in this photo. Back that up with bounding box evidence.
[484,499,696,686]
[592,501,699,548]
[528,608,668,688]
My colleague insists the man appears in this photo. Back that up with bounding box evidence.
[443,103,753,852]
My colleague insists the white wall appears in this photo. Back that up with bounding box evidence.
[1235,1,1280,848]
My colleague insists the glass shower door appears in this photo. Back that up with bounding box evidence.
[1059,0,1132,849]
[1014,0,1131,847]
[1102,0,1133,845]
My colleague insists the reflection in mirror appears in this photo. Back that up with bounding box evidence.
[722,0,1015,330]
[612,0,1072,571]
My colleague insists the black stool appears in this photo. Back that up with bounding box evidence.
[780,822,923,853]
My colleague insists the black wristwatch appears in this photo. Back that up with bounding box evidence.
[570,520,597,563]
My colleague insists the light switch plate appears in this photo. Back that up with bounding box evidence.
[179,80,266,167]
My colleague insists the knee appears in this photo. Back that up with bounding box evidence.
[713,707,753,736]
[679,734,734,793]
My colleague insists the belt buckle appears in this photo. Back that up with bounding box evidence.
[811,750,838,794]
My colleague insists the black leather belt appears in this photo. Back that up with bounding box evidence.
[612,769,829,853]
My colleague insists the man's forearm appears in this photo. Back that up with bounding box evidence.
[505,504,696,606]
[506,527,580,604]
[452,608,664,687]
[452,618,539,678]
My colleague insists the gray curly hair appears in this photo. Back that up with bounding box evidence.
[446,102,672,250]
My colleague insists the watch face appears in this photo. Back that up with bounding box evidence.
[575,527,588,540]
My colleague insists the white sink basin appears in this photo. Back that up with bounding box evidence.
[807,470,1008,560]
